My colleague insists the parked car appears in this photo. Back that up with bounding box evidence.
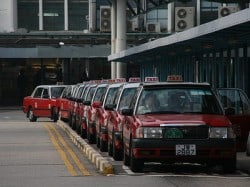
[106,80,141,160]
[56,85,74,122]
[121,82,236,173]
[23,85,66,122]
[95,81,126,152]
[217,88,250,152]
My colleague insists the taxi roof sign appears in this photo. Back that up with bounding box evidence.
[144,77,159,82]
[167,75,183,82]
[128,77,141,82]
[108,78,126,83]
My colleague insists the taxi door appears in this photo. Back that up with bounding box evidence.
[38,88,51,117]
[217,88,250,151]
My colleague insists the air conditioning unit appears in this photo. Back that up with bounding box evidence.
[131,19,139,32]
[175,7,195,32]
[146,22,161,33]
[100,6,111,32]
[218,6,239,18]
[126,8,139,32]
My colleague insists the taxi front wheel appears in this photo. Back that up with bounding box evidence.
[28,107,37,122]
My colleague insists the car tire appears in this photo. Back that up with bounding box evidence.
[123,143,130,166]
[246,132,250,156]
[113,135,123,161]
[100,136,108,152]
[222,157,236,173]
[108,138,113,156]
[28,107,37,122]
[129,144,144,172]
[52,107,58,122]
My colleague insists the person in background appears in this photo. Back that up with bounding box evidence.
[17,68,27,105]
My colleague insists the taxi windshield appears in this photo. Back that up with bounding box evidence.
[136,87,223,115]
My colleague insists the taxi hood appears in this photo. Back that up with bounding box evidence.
[135,114,231,127]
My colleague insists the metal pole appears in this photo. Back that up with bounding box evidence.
[89,0,96,32]
[39,0,43,30]
[111,0,117,79]
[64,0,68,30]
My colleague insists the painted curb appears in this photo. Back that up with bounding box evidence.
[57,120,114,175]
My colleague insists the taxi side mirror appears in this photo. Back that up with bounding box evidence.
[83,100,91,106]
[104,104,116,111]
[121,108,133,116]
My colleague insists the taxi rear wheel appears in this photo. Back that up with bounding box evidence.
[28,107,37,122]
[52,107,58,122]
[100,136,108,152]
[113,136,123,161]
[222,157,236,173]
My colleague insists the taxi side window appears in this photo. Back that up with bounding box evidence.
[239,90,250,114]
[33,88,43,98]
[42,88,49,99]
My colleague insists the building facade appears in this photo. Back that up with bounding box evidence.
[0,0,249,105]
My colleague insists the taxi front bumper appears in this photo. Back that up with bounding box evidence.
[131,138,236,163]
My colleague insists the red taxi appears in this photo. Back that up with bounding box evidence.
[106,79,141,160]
[94,80,126,152]
[217,88,250,152]
[56,85,74,122]
[23,85,66,122]
[68,84,81,127]
[121,82,236,172]
[82,83,99,143]
[70,84,86,130]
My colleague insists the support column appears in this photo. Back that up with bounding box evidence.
[64,0,68,30]
[116,0,127,78]
[39,0,43,30]
[111,0,117,79]
[89,0,96,32]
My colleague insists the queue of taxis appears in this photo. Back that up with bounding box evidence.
[121,79,237,172]
[23,76,250,173]
[23,84,67,122]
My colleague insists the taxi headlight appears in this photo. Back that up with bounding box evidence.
[209,127,235,139]
[136,127,163,138]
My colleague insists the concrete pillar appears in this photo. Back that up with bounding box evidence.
[64,0,68,30]
[196,0,200,26]
[0,0,17,32]
[167,2,175,33]
[111,0,117,79]
[116,0,127,78]
[39,0,43,30]
[89,0,96,32]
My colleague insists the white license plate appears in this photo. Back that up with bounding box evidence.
[176,144,196,156]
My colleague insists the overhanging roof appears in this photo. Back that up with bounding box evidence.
[108,8,250,63]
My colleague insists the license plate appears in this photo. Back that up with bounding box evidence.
[176,144,196,156]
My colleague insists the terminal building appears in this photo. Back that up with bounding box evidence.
[0,0,249,105]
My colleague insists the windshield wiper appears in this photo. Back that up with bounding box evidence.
[144,111,181,114]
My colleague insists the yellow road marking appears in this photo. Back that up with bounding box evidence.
[45,123,91,176]
[44,124,78,176]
